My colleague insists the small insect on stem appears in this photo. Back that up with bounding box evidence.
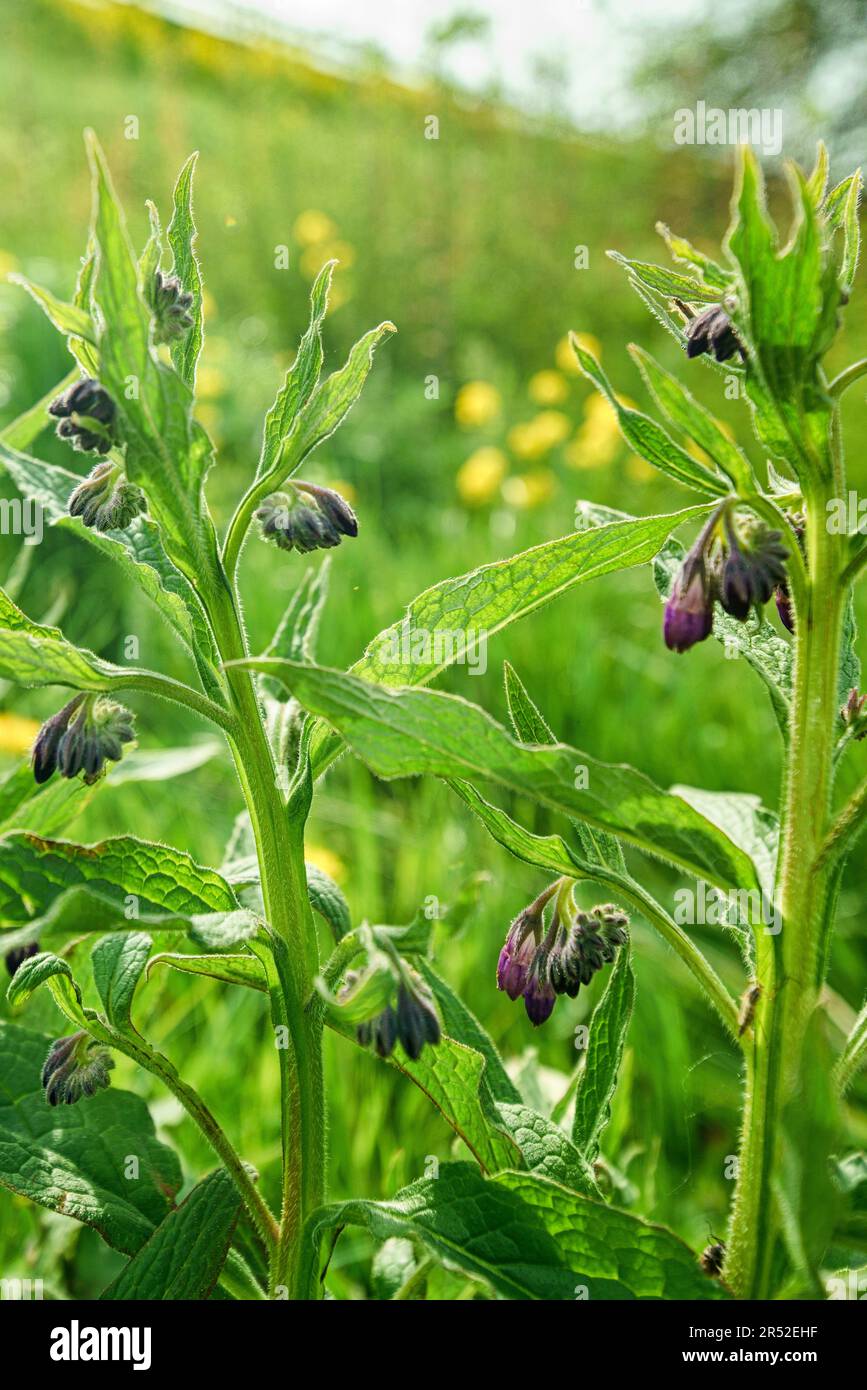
[700,1240,726,1278]
[738,982,762,1037]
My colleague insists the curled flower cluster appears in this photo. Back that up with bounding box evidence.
[68,460,146,533]
[255,482,358,554]
[354,970,441,1062]
[42,1031,114,1106]
[150,269,195,344]
[48,378,117,454]
[682,303,744,363]
[32,695,135,785]
[664,505,789,653]
[498,885,629,1027]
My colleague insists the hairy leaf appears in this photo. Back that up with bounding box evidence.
[572,948,636,1161]
[91,931,152,1028]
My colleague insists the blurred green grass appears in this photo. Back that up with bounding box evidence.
[1,0,865,1297]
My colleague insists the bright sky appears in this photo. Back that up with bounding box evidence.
[144,0,737,129]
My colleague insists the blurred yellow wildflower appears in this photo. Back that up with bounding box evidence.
[686,439,712,467]
[507,411,571,460]
[625,453,656,482]
[0,250,19,279]
[556,332,601,374]
[528,369,568,405]
[502,470,556,509]
[294,210,337,246]
[456,446,507,505]
[565,421,620,470]
[326,478,357,504]
[196,364,227,400]
[454,381,501,429]
[306,844,346,883]
[0,712,39,756]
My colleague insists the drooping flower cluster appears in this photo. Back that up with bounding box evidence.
[48,378,117,454]
[32,695,135,785]
[150,269,195,344]
[664,504,789,653]
[354,969,441,1061]
[68,460,146,533]
[255,482,358,554]
[42,1031,114,1106]
[497,883,629,1027]
[684,304,743,363]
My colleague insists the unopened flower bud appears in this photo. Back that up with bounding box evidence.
[42,1031,114,1106]
[5,940,40,977]
[685,305,743,363]
[49,378,117,453]
[664,551,715,653]
[34,696,135,785]
[255,483,358,555]
[356,969,441,1062]
[150,269,195,344]
[841,688,867,740]
[31,695,86,784]
[497,904,543,1000]
[523,953,556,1026]
[718,515,788,621]
[68,461,146,532]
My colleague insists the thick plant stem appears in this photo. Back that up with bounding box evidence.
[205,575,325,1299]
[724,475,844,1299]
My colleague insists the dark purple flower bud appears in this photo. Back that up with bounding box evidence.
[49,378,117,453]
[296,482,359,539]
[718,515,788,622]
[685,305,743,363]
[255,483,358,555]
[497,905,541,1000]
[523,955,556,1027]
[395,980,441,1060]
[31,695,86,784]
[42,1031,114,1106]
[775,584,794,633]
[51,697,135,785]
[5,940,40,977]
[664,555,715,652]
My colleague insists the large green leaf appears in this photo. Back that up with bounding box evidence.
[494,1104,599,1196]
[238,659,760,894]
[91,931,152,1028]
[0,586,135,693]
[101,1168,239,1300]
[572,947,636,1162]
[308,505,712,774]
[0,1020,181,1254]
[0,831,240,925]
[301,1161,727,1300]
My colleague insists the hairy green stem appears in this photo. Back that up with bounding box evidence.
[724,469,845,1299]
[205,574,325,1299]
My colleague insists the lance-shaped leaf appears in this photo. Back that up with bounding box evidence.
[0,831,240,925]
[571,339,727,495]
[6,950,89,1029]
[166,153,204,387]
[494,1104,600,1196]
[300,1161,727,1300]
[572,947,636,1162]
[606,251,720,303]
[654,221,732,291]
[9,275,96,346]
[628,343,755,492]
[147,951,267,993]
[232,659,760,895]
[0,441,220,676]
[416,958,519,1107]
[255,261,334,481]
[86,135,218,586]
[309,504,713,774]
[724,149,841,484]
[101,1167,240,1300]
[0,1020,181,1254]
[91,931,152,1029]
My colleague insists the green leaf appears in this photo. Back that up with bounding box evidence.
[100,1167,239,1299]
[0,584,135,693]
[571,339,727,496]
[416,959,520,1107]
[572,947,636,1162]
[837,170,862,293]
[6,950,88,1028]
[606,251,720,303]
[240,659,760,895]
[262,560,330,679]
[305,862,351,941]
[725,150,841,484]
[255,261,334,481]
[494,1103,600,1195]
[91,931,152,1028]
[0,1019,181,1254]
[671,786,778,901]
[0,441,222,674]
[302,1161,727,1300]
[309,504,713,774]
[628,344,754,492]
[654,221,732,291]
[86,133,218,587]
[0,830,240,924]
[147,951,267,993]
[9,274,96,345]
[166,153,204,387]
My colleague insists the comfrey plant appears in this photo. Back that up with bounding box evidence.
[0,136,864,1302]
